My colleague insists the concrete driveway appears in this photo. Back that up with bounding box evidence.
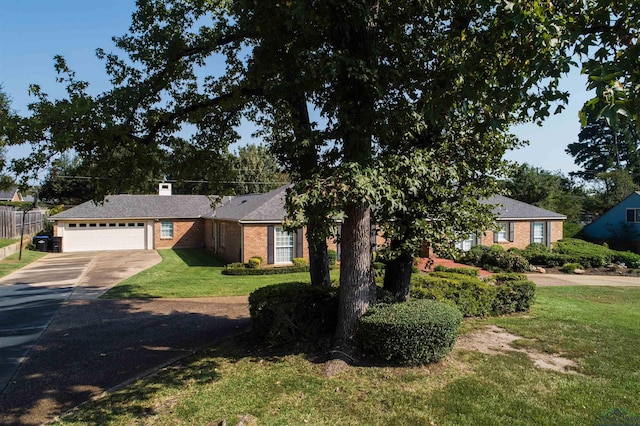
[0,250,250,425]
[0,251,161,395]
[527,273,640,287]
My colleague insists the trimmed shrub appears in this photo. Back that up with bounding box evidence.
[222,266,310,275]
[249,282,338,345]
[611,251,640,268]
[226,262,245,269]
[327,249,337,267]
[247,257,262,269]
[561,262,583,273]
[492,280,536,314]
[459,245,529,273]
[292,257,308,267]
[433,265,480,277]
[411,273,494,317]
[359,299,462,365]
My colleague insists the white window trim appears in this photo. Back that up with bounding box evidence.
[532,221,545,244]
[160,221,174,239]
[274,226,294,264]
[496,223,508,242]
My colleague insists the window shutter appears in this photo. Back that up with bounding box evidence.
[628,209,636,223]
[296,228,304,257]
[546,221,552,247]
[493,231,498,243]
[476,234,482,246]
[530,222,535,244]
[508,222,515,242]
[267,225,274,264]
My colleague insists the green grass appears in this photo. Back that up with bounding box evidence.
[0,249,47,278]
[102,248,339,298]
[0,238,19,249]
[58,286,640,425]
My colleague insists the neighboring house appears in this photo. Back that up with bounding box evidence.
[580,191,640,252]
[0,187,25,202]
[451,195,566,253]
[50,183,215,252]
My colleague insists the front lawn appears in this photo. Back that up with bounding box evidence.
[59,286,640,425]
[0,238,19,249]
[0,250,48,278]
[102,248,339,298]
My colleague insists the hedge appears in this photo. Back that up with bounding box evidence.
[249,282,338,345]
[359,299,462,365]
[459,245,530,272]
[222,266,310,275]
[433,264,480,276]
[411,272,536,317]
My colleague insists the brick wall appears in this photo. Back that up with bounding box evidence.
[216,220,242,263]
[480,220,564,250]
[154,219,205,249]
[550,220,564,245]
[243,224,269,263]
[203,219,215,251]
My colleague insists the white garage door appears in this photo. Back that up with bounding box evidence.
[62,221,147,252]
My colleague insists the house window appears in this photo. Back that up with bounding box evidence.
[161,221,174,239]
[626,209,640,223]
[275,226,294,263]
[496,223,508,242]
[455,234,474,251]
[532,222,545,244]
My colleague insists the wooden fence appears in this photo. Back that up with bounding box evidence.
[0,207,47,239]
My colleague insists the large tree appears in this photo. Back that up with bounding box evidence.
[6,0,630,355]
[567,118,640,183]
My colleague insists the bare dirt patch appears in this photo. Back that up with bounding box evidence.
[455,325,579,374]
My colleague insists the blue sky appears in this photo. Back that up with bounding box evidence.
[1,1,591,177]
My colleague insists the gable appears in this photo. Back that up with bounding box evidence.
[582,191,640,240]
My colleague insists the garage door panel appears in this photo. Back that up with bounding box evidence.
[63,222,147,252]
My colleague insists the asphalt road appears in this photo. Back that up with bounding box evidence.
[0,251,251,425]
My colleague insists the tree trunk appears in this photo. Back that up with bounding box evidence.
[334,203,375,355]
[307,219,331,288]
[383,244,413,302]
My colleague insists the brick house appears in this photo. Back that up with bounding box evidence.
[50,183,215,252]
[51,183,564,260]
[50,183,339,265]
[450,195,565,253]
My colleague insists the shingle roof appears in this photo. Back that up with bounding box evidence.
[0,187,19,201]
[484,195,566,220]
[213,185,289,222]
[51,195,215,219]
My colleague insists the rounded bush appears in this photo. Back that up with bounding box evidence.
[359,300,462,365]
[249,283,338,345]
[411,273,494,317]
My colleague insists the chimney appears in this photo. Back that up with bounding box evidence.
[158,182,172,196]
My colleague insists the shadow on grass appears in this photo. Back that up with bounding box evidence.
[0,298,250,426]
[173,248,226,267]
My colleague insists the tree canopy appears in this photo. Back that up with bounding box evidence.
[4,0,637,354]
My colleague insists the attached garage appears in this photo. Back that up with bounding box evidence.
[49,184,215,253]
[60,221,151,252]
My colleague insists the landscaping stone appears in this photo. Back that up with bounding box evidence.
[574,269,585,274]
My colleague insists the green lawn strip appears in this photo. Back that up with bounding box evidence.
[0,250,47,278]
[58,286,640,425]
[0,238,19,249]
[101,248,339,298]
